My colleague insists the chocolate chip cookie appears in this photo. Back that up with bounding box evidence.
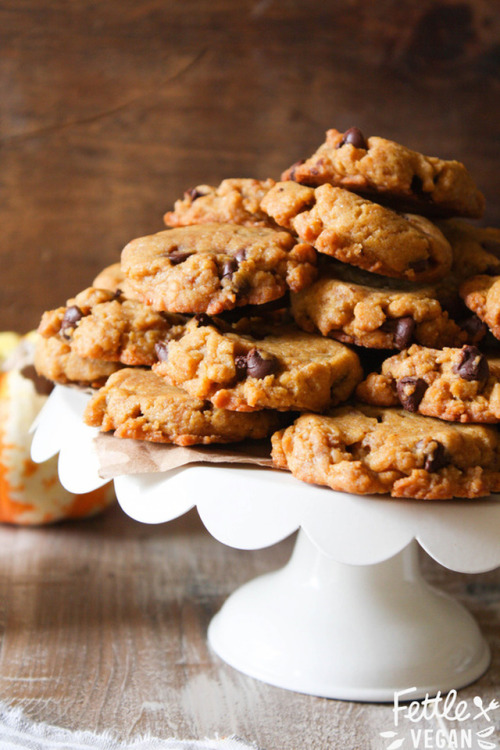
[121,223,317,315]
[290,260,466,349]
[154,318,362,413]
[271,404,500,499]
[281,127,484,219]
[84,368,281,446]
[164,178,276,228]
[34,336,120,388]
[356,344,500,423]
[261,182,452,283]
[38,287,185,366]
[460,274,500,340]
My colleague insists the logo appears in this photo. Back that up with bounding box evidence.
[379,687,499,749]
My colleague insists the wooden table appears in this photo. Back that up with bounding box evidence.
[0,502,498,748]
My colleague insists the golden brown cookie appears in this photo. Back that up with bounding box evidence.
[121,223,317,315]
[84,368,281,446]
[261,182,452,283]
[460,275,500,340]
[34,336,120,388]
[271,404,500,499]
[38,287,185,366]
[164,178,276,228]
[281,127,484,218]
[154,317,362,413]
[291,261,466,349]
[356,344,500,423]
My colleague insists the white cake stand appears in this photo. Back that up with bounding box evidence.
[31,386,500,702]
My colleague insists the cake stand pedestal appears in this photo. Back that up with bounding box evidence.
[31,386,500,701]
[208,533,490,701]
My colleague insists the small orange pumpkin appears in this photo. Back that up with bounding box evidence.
[0,332,115,525]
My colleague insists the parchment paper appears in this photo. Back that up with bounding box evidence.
[95,433,275,480]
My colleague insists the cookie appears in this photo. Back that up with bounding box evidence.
[34,336,120,388]
[281,127,484,219]
[164,178,276,228]
[92,263,125,292]
[418,222,500,337]
[84,368,281,446]
[437,220,500,284]
[291,260,466,349]
[154,317,362,413]
[460,275,500,340]
[38,287,185,366]
[271,404,500,499]
[356,344,500,423]
[260,182,452,283]
[121,223,317,315]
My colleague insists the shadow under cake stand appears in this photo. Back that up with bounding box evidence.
[31,386,500,702]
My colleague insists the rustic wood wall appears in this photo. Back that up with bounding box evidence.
[1,0,499,332]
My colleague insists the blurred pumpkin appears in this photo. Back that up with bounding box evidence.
[0,331,115,525]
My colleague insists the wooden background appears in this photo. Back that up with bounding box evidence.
[1,0,499,332]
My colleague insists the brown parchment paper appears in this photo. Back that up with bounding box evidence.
[95,433,275,480]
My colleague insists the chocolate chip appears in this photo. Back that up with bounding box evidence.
[337,127,367,149]
[20,365,53,396]
[187,188,205,202]
[380,316,416,349]
[234,248,247,263]
[409,258,428,274]
[453,345,489,385]
[155,341,169,362]
[396,377,428,412]
[246,349,278,379]
[221,258,238,279]
[459,314,487,341]
[194,313,217,328]
[61,305,84,336]
[169,250,192,265]
[417,439,449,473]
[394,317,416,350]
[234,349,278,380]
[62,305,83,326]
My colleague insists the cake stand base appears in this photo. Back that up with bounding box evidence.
[208,530,490,701]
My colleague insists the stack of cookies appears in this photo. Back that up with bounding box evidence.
[35,127,500,500]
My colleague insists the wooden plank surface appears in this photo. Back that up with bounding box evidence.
[0,503,498,748]
[1,0,499,333]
